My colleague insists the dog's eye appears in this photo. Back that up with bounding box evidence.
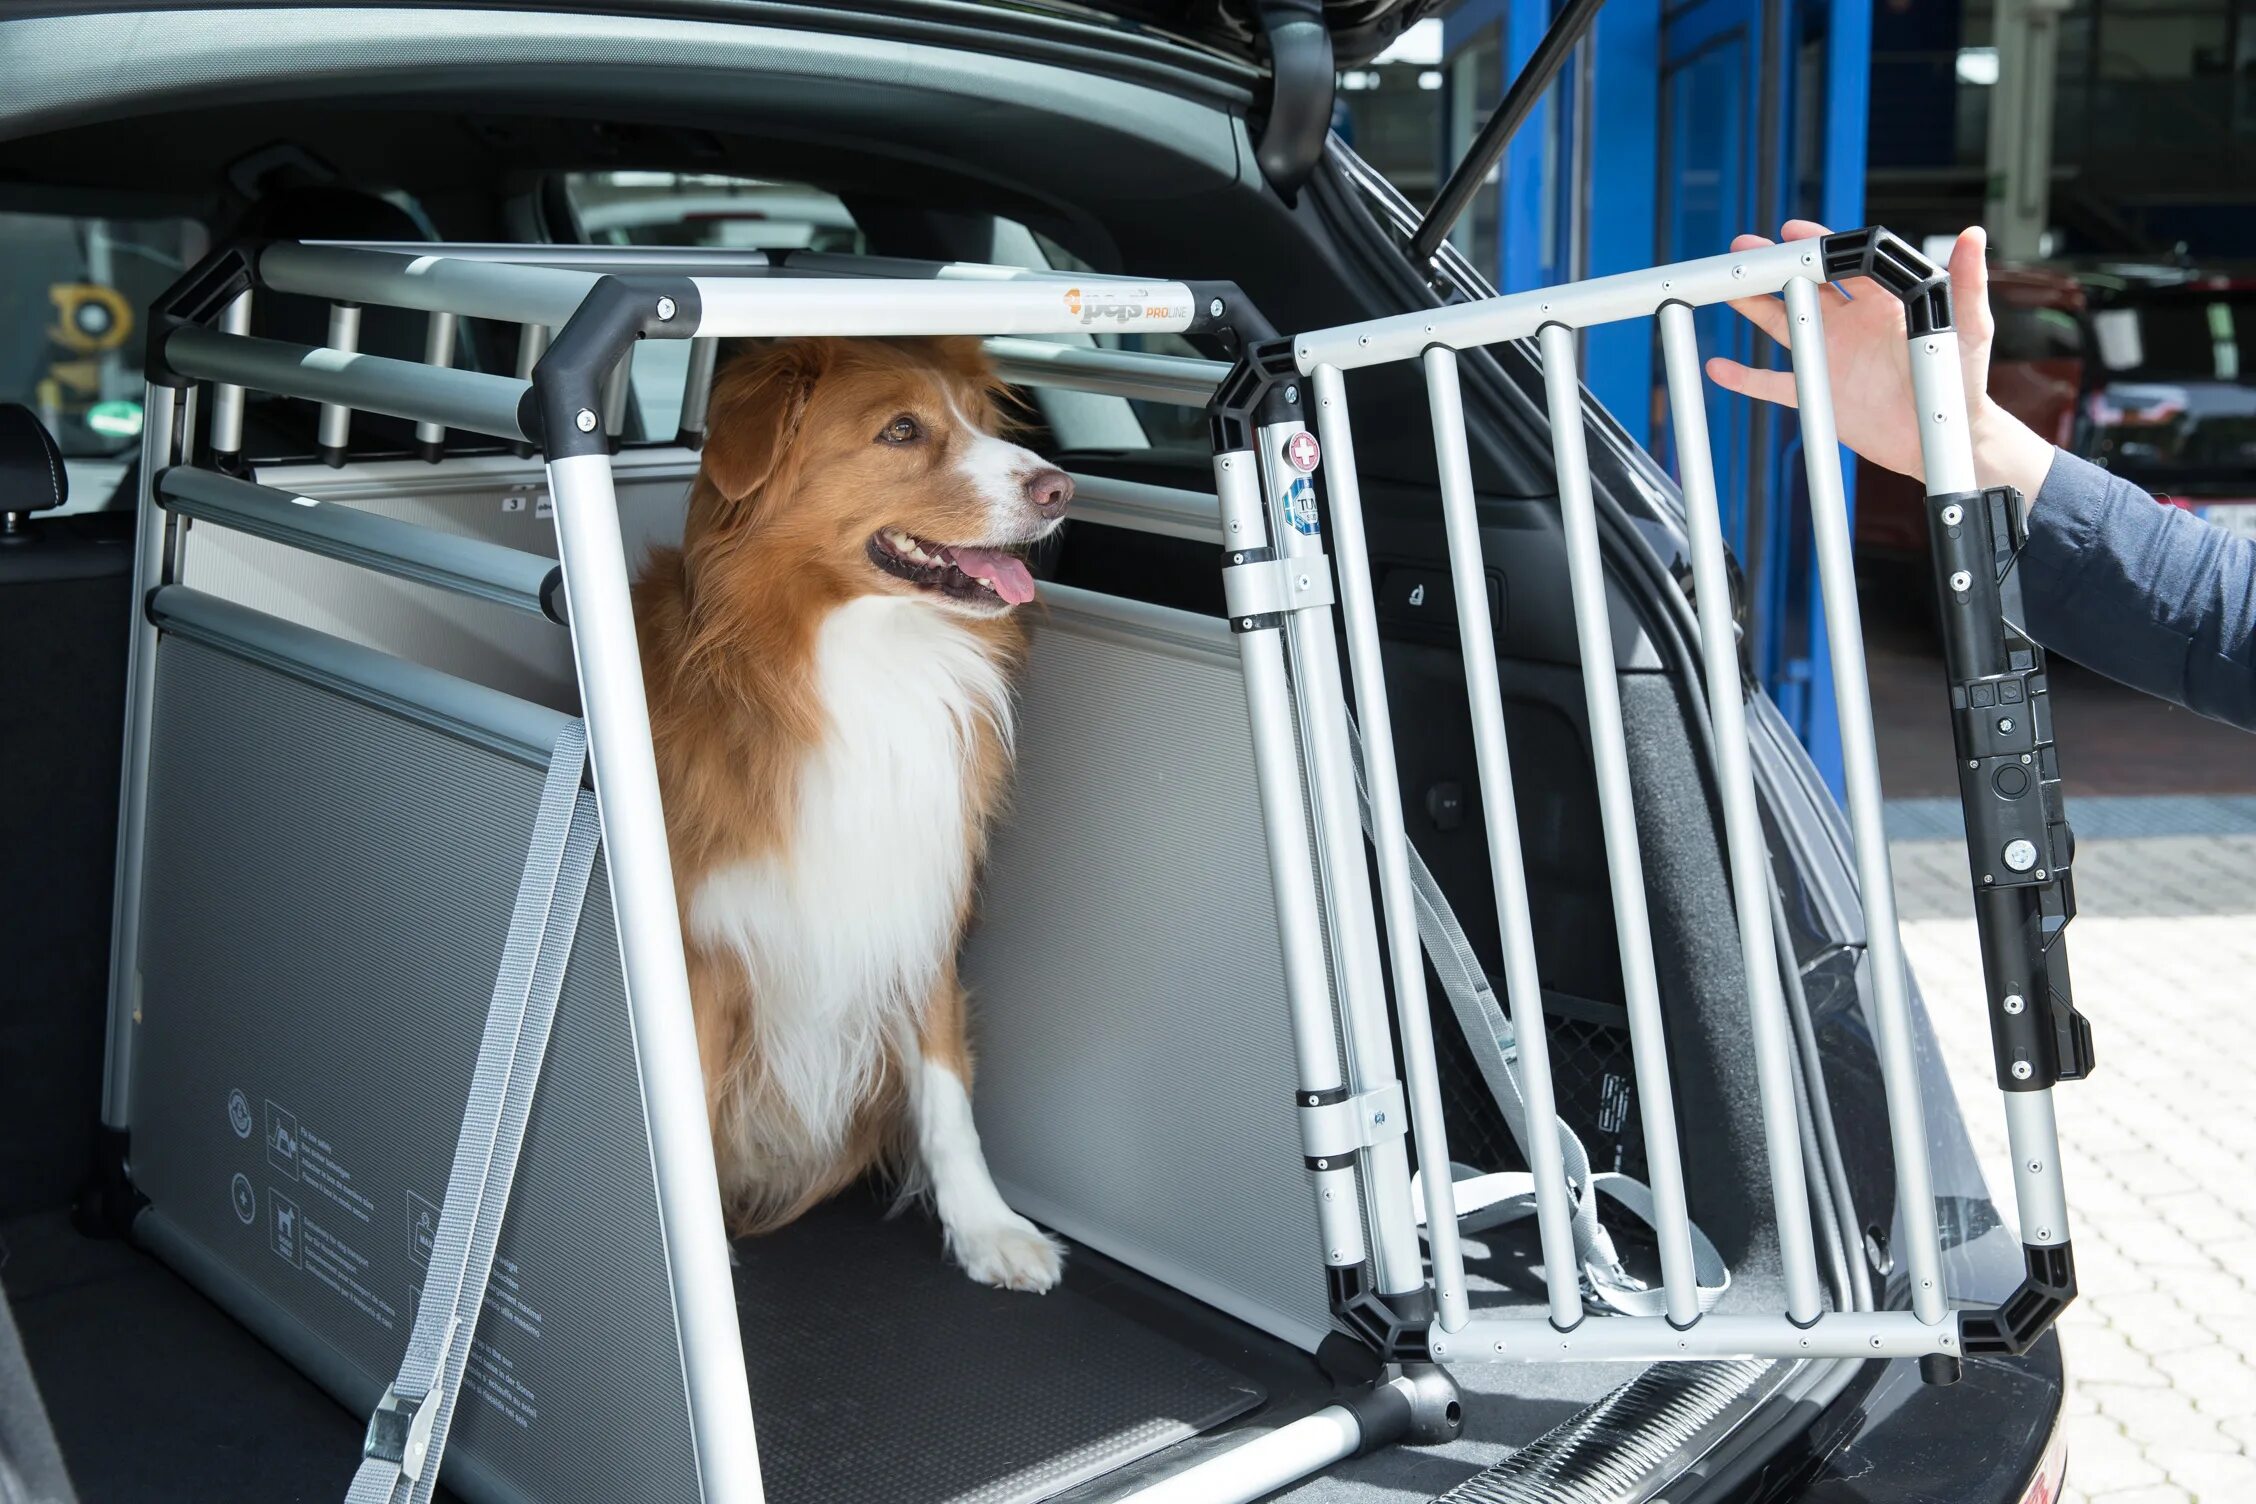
[878,414,923,445]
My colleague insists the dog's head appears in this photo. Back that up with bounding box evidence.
[684,337,1071,619]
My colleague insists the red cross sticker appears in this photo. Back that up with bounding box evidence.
[1285,431,1321,473]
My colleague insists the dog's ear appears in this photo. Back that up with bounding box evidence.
[699,339,831,503]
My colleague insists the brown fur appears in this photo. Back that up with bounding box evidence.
[634,337,1033,1235]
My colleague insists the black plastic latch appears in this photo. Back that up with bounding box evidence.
[1960,1242,2077,1357]
[532,274,702,461]
[1184,281,1277,361]
[1925,483,2092,1091]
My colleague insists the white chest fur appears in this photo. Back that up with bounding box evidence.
[687,596,1012,1150]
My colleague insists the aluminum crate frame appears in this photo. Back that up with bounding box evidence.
[101,227,2082,1504]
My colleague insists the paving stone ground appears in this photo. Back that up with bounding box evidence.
[1892,829,2256,1503]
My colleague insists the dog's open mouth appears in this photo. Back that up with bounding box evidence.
[867,528,1037,605]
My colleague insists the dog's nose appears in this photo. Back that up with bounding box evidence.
[1024,467,1073,517]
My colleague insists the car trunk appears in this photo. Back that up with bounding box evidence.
[0,9,1871,1502]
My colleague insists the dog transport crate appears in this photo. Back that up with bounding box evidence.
[100,230,2087,1504]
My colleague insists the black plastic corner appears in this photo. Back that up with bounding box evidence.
[145,243,260,389]
[532,274,701,461]
[1183,281,1277,360]
[1207,337,1303,454]
[1960,1242,2077,1357]
[1820,226,1953,337]
[1326,1262,1435,1363]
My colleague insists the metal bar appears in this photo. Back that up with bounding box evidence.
[1429,1310,1962,1364]
[1906,330,1979,497]
[1658,303,1824,1324]
[1296,237,1832,373]
[413,310,459,458]
[1419,349,1583,1330]
[541,452,762,1500]
[686,278,1201,339]
[1307,365,1469,1331]
[1068,473,1224,545]
[1781,275,1947,1325]
[1409,0,1609,266]
[101,380,179,1128]
[981,336,1229,405]
[600,344,635,441]
[1537,323,1701,1325]
[2003,1090,2070,1244]
[158,467,559,618]
[512,324,552,459]
[1215,449,1371,1275]
[208,290,252,463]
[1772,869,1876,1312]
[261,242,603,327]
[1258,413,1428,1298]
[322,240,771,275]
[1114,1405,1363,1504]
[165,327,532,444]
[676,337,719,447]
[315,302,362,464]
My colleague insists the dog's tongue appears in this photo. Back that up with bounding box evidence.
[943,546,1037,605]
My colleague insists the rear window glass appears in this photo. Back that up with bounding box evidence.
[2091,292,2251,383]
[561,171,864,255]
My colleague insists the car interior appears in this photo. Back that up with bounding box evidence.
[0,19,1903,1502]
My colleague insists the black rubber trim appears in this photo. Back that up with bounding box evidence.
[533,274,702,461]
[1304,1151,1360,1173]
[1300,1085,1351,1107]
[1225,545,1278,567]
[1959,1242,2077,1357]
[1232,611,1287,634]
[1920,1352,1965,1386]
[318,445,346,470]
[1820,226,1954,336]
[1342,1375,1413,1457]
[538,566,567,625]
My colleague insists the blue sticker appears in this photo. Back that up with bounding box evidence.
[1282,475,1320,536]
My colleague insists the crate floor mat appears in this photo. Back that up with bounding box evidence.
[733,1191,1265,1504]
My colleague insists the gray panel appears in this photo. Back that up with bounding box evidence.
[181,454,696,709]
[964,587,1330,1349]
[129,633,700,1504]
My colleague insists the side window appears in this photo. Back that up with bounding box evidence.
[1990,303,2084,364]
[1,212,202,511]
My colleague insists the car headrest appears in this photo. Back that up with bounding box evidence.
[0,405,69,518]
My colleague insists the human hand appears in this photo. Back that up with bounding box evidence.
[1704,221,2055,499]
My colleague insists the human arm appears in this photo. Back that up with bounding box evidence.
[1709,220,2256,730]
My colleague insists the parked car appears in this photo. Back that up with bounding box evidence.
[1,4,2065,1503]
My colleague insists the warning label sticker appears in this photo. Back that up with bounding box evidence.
[300,1214,396,1333]
[271,1191,302,1268]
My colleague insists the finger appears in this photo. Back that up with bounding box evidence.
[1949,225,1993,347]
[1706,356,1800,410]
[1730,233,1776,253]
[1778,219,1833,242]
[1722,293,1792,350]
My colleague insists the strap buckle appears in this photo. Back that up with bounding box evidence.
[363,1383,439,1482]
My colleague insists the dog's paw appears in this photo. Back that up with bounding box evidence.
[950,1213,1065,1292]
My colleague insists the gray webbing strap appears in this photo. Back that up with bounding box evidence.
[1344,722,1728,1317]
[348,722,597,1504]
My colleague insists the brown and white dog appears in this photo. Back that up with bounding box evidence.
[634,337,1070,1291]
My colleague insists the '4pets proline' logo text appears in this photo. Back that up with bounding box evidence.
[1062,286,1190,327]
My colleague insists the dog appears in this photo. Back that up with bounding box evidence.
[634,337,1071,1291]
